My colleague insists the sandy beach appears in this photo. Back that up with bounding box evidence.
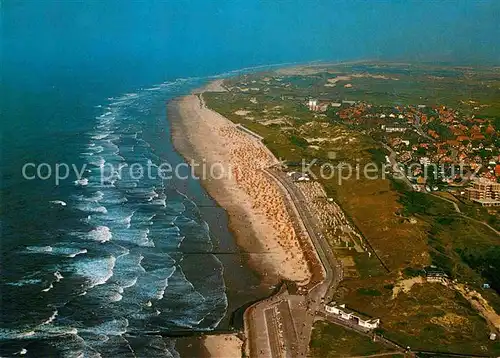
[203,334,243,358]
[169,80,310,284]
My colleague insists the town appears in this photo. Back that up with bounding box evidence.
[308,97,500,205]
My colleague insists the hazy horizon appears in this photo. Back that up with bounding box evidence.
[2,1,499,87]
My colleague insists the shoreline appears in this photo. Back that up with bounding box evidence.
[170,63,500,357]
[168,80,311,284]
[168,79,314,356]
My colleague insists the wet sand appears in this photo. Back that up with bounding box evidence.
[175,334,243,358]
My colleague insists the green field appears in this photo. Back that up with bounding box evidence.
[309,321,396,357]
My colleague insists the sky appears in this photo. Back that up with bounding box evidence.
[2,1,499,87]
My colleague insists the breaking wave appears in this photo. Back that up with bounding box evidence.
[1,77,229,358]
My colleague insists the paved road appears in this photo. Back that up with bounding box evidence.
[349,353,404,358]
[317,311,408,355]
[243,166,344,358]
[244,150,497,358]
[265,168,344,357]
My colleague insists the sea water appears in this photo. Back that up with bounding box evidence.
[0,76,254,357]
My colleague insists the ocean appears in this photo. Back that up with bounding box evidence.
[0,70,269,357]
[0,2,319,356]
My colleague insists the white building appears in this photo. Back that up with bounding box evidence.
[325,303,380,329]
[287,171,310,182]
[308,99,318,111]
[381,125,407,133]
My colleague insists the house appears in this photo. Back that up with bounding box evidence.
[419,157,431,166]
[320,103,331,112]
[486,125,496,135]
[390,138,402,147]
[308,99,318,111]
[381,124,407,133]
[400,152,412,162]
[428,130,439,139]
[325,302,380,329]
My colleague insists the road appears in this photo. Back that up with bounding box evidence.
[413,114,436,142]
[245,152,497,358]
[381,143,413,190]
[270,169,345,351]
[243,168,344,358]
[317,311,407,354]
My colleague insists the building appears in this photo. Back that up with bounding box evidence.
[287,171,310,182]
[466,178,500,206]
[308,99,318,111]
[472,199,500,207]
[381,124,408,133]
[424,268,449,283]
[419,157,431,166]
[324,303,380,329]
[317,103,329,112]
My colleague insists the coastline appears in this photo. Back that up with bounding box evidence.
[168,80,311,284]
[168,79,314,356]
[167,65,500,358]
